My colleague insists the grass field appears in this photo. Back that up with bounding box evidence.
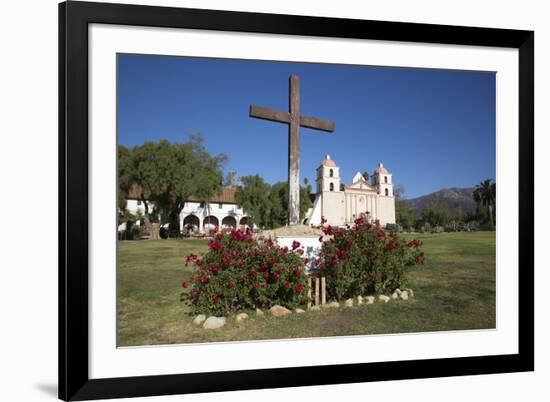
[117,232,495,346]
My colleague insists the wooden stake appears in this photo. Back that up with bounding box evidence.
[307,277,312,309]
[315,277,320,306]
[321,277,326,305]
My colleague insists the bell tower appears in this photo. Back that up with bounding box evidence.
[316,154,341,194]
[373,162,393,197]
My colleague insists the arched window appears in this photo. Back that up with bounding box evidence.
[329,169,334,177]
[384,176,388,183]
[330,183,334,191]
[385,188,389,196]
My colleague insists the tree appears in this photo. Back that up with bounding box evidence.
[268,184,287,229]
[224,171,238,188]
[473,179,496,228]
[122,141,166,239]
[184,134,227,227]
[303,177,312,194]
[395,201,416,229]
[270,181,313,227]
[393,185,405,200]
[118,135,226,240]
[235,178,313,230]
[117,144,132,219]
[418,207,449,227]
[235,175,272,229]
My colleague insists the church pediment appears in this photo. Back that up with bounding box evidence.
[345,182,377,192]
[346,171,376,192]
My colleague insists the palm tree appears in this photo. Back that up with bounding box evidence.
[473,179,496,228]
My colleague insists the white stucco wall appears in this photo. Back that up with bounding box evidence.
[321,191,346,225]
[180,202,248,231]
[125,199,149,215]
[377,196,396,226]
[306,194,323,225]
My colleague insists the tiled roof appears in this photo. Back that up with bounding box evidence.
[374,163,389,175]
[187,187,237,204]
[127,185,238,204]
[320,153,337,167]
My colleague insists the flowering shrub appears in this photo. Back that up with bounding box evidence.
[316,218,424,300]
[182,229,308,315]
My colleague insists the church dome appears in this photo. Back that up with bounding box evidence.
[321,154,337,167]
[374,162,389,175]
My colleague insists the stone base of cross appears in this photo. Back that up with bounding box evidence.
[249,75,335,225]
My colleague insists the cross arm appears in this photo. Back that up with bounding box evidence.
[249,105,290,124]
[300,115,335,132]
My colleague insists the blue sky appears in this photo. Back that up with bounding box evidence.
[118,54,496,199]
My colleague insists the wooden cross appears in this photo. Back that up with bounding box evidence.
[249,75,335,226]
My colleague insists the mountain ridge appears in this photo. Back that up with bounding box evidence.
[402,187,477,216]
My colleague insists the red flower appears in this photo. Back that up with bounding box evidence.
[221,257,230,266]
[199,274,208,283]
[336,249,348,260]
[227,281,233,289]
[182,281,189,288]
[212,295,221,304]
[294,266,302,276]
[250,271,257,278]
[209,241,222,251]
[292,240,301,250]
[231,230,243,241]
[211,264,221,272]
[284,282,291,290]
[253,282,260,289]
[263,272,269,280]
[294,283,303,293]
[184,253,198,266]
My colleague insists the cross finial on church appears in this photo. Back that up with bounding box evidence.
[249,75,335,226]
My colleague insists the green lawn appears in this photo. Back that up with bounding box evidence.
[117,232,495,346]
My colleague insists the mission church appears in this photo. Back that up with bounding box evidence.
[304,154,395,227]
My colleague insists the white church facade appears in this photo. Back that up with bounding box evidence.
[305,155,396,227]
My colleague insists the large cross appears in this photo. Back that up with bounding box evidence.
[249,75,335,226]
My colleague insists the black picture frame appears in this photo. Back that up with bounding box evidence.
[59,1,534,400]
